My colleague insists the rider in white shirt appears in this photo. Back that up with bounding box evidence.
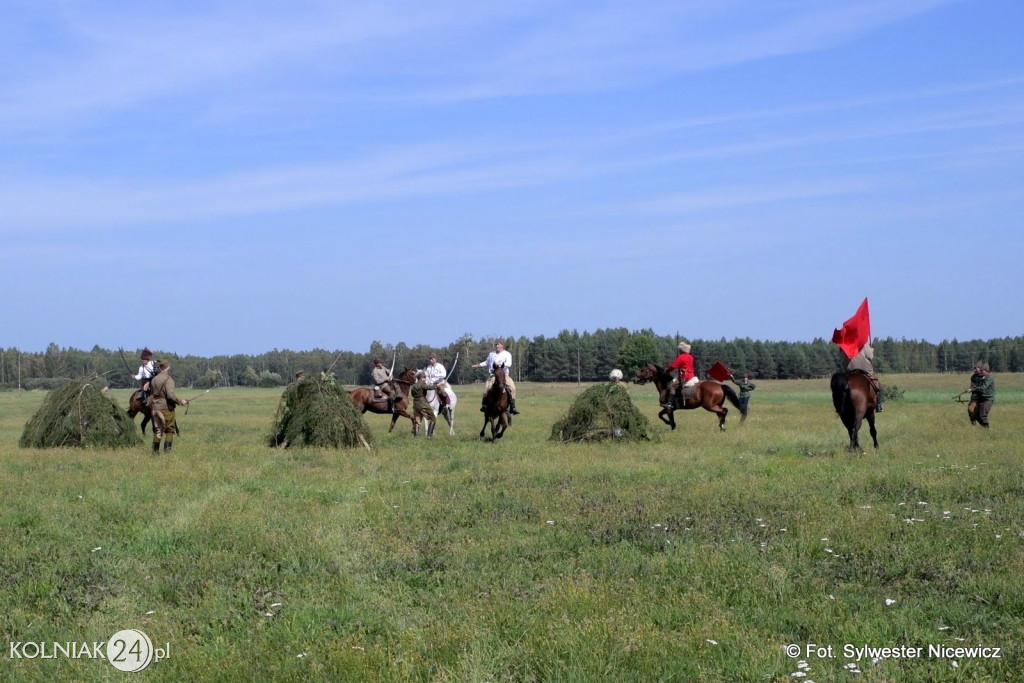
[472,341,519,414]
[134,347,157,401]
[424,354,450,406]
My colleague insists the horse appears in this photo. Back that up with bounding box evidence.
[830,371,878,451]
[633,363,744,431]
[126,389,153,434]
[479,364,510,441]
[349,367,416,433]
[427,382,457,436]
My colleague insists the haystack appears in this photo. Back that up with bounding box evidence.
[550,383,655,443]
[19,379,142,449]
[268,372,373,449]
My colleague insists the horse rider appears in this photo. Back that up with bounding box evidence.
[424,354,450,407]
[472,341,519,414]
[149,360,188,454]
[371,358,399,414]
[966,361,995,427]
[664,341,698,408]
[843,343,884,412]
[134,347,157,402]
[409,370,437,437]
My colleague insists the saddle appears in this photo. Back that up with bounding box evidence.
[847,369,882,392]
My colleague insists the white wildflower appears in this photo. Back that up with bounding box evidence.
[885,598,896,606]
[707,639,718,645]
[91,547,102,552]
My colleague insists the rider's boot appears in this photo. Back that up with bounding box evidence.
[480,398,487,412]
[509,397,520,415]
[875,388,884,412]
[152,441,160,455]
[164,441,173,453]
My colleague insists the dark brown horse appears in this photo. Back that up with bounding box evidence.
[633,363,744,431]
[831,371,878,451]
[126,389,153,434]
[479,364,510,441]
[350,367,416,433]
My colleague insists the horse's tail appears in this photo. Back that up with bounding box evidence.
[721,383,743,416]
[830,372,849,415]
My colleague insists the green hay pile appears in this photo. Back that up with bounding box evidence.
[550,383,655,443]
[19,379,142,449]
[268,373,373,449]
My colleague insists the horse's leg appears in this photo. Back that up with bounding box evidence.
[866,411,879,449]
[850,414,863,451]
[480,416,488,439]
[141,414,150,435]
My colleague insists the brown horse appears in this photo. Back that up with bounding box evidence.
[349,367,416,433]
[831,371,878,451]
[126,389,153,434]
[633,363,744,431]
[479,364,510,441]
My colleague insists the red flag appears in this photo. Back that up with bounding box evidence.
[708,362,732,382]
[832,298,871,359]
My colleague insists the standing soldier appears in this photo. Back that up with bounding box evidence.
[150,360,188,454]
[409,370,437,437]
[731,373,756,420]
[966,361,996,427]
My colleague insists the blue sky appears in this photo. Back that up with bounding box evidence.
[2,0,1022,356]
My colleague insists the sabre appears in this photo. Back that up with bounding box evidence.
[184,389,213,414]
[388,351,397,377]
[444,352,459,383]
[117,347,135,381]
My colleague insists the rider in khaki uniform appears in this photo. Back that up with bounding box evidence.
[150,360,188,454]
[842,343,883,412]
[371,358,399,414]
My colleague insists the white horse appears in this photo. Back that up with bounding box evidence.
[427,383,457,436]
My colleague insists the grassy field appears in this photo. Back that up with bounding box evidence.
[1,374,1022,682]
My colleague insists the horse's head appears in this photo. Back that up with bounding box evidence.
[492,363,506,382]
[633,363,658,384]
[396,367,416,384]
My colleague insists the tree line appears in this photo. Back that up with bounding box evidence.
[2,330,1021,390]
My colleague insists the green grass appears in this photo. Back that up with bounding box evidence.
[1,375,1022,681]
